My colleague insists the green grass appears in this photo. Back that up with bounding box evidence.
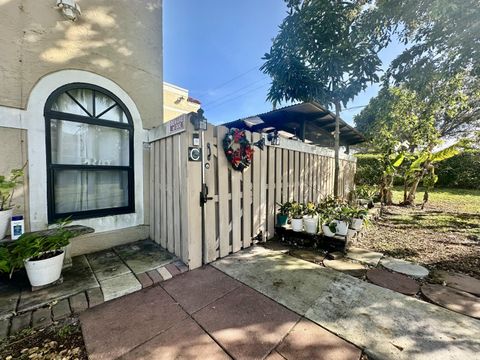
[391,187,480,213]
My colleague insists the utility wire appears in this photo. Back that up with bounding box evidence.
[203,78,268,108]
[204,83,270,111]
[205,63,263,94]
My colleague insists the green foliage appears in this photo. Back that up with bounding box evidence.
[289,202,304,219]
[276,201,292,215]
[354,184,379,202]
[0,167,25,211]
[261,0,381,108]
[354,154,383,186]
[435,151,480,189]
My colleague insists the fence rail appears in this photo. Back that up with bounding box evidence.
[149,119,356,269]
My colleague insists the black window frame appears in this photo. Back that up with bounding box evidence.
[45,83,135,223]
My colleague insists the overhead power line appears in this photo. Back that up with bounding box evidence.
[204,83,270,112]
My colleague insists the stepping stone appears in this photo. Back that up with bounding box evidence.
[380,257,429,279]
[99,273,141,301]
[327,251,344,260]
[346,247,383,266]
[433,270,480,296]
[87,250,130,282]
[114,240,174,274]
[323,259,366,278]
[290,249,325,264]
[421,284,480,319]
[367,269,420,295]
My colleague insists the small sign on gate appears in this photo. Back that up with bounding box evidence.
[167,115,186,135]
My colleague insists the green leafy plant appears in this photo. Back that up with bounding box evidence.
[303,202,317,217]
[355,185,379,202]
[289,202,304,219]
[0,166,25,211]
[276,201,292,216]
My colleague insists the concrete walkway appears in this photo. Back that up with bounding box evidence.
[80,265,362,360]
[212,247,480,360]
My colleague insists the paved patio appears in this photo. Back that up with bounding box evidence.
[80,265,362,360]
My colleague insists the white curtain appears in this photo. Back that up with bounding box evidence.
[51,89,129,213]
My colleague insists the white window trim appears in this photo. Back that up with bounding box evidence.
[0,70,146,232]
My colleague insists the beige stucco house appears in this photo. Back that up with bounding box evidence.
[0,0,163,256]
[163,82,201,123]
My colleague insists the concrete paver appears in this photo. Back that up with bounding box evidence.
[346,247,383,267]
[161,266,240,314]
[433,270,480,296]
[380,257,429,279]
[114,240,174,274]
[193,284,299,360]
[87,250,131,282]
[276,318,361,360]
[121,317,230,360]
[213,247,480,360]
[80,286,188,360]
[366,268,420,295]
[323,259,367,277]
[99,272,141,301]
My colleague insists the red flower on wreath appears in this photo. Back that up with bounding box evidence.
[223,128,255,171]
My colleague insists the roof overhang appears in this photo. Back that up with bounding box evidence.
[221,102,365,147]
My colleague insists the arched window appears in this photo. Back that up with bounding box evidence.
[45,83,134,222]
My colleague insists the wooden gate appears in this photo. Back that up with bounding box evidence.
[149,117,356,269]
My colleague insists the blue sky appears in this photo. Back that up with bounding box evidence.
[164,0,404,126]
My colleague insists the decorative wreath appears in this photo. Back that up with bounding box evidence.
[223,128,254,171]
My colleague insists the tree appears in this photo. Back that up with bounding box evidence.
[365,0,480,90]
[261,0,381,197]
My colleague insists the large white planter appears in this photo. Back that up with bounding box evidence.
[291,218,304,232]
[304,216,318,234]
[350,218,364,231]
[0,208,12,240]
[24,250,65,287]
[322,224,336,237]
[334,220,349,236]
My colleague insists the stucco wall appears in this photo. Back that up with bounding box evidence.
[0,127,29,232]
[0,0,163,129]
[163,83,200,122]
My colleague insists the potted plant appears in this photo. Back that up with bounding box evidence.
[0,167,24,239]
[10,219,74,287]
[349,207,369,230]
[322,217,337,237]
[290,202,304,232]
[332,206,351,236]
[303,202,318,234]
[276,202,291,226]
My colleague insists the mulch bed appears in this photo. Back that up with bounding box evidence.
[0,317,87,360]
[356,205,480,279]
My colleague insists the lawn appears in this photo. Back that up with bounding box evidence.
[357,187,480,278]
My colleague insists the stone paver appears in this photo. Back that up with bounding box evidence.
[52,299,71,320]
[87,288,104,308]
[433,270,480,296]
[136,272,154,288]
[10,312,31,334]
[121,317,230,360]
[193,284,300,360]
[18,255,99,312]
[380,257,429,279]
[147,269,164,284]
[327,251,344,260]
[32,307,52,329]
[213,248,480,360]
[0,284,21,320]
[87,250,131,281]
[0,318,10,339]
[276,318,361,360]
[99,273,141,301]
[69,292,88,313]
[80,286,188,360]
[165,263,181,277]
[162,266,240,314]
[157,266,172,281]
[421,284,480,319]
[114,240,174,274]
[367,268,420,295]
[323,259,366,277]
[173,260,189,273]
[346,247,383,267]
[289,249,325,264]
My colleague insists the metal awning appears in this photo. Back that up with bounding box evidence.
[222,102,366,147]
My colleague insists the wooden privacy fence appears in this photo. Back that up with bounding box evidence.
[148,117,356,269]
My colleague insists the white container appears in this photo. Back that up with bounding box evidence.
[350,218,363,231]
[24,250,65,287]
[304,216,318,234]
[291,218,304,232]
[334,220,349,236]
[0,208,12,240]
[322,224,336,237]
[10,215,25,240]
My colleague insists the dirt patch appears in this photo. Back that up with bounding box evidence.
[357,204,480,279]
[0,317,87,360]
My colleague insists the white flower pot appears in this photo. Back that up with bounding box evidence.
[350,218,364,231]
[291,218,304,232]
[24,250,65,287]
[322,224,336,237]
[304,216,318,234]
[334,220,349,236]
[0,208,12,240]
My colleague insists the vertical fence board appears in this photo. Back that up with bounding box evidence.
[267,146,275,239]
[242,131,253,248]
[165,137,174,253]
[299,152,305,203]
[179,132,189,262]
[288,150,294,201]
[251,132,261,238]
[216,126,230,257]
[259,137,268,241]
[294,151,300,202]
[172,135,181,256]
[149,143,155,241]
[275,147,282,224]
[282,148,288,203]
[204,126,217,262]
[231,168,242,252]
[160,140,167,249]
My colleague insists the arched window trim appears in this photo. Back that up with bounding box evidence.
[44,83,135,223]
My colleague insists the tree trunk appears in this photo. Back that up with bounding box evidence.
[405,175,422,205]
[334,101,341,198]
